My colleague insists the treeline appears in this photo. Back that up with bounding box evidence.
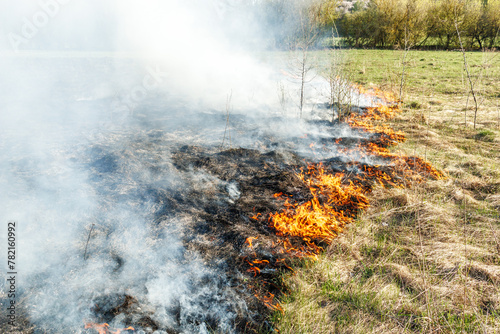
[256,0,500,50]
[332,0,500,49]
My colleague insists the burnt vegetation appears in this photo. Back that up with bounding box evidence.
[76,99,440,333]
[0,92,447,334]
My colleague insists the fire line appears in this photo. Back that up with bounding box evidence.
[244,86,444,315]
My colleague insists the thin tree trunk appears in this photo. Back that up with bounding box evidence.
[455,20,479,129]
[300,49,306,118]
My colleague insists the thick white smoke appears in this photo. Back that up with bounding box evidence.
[0,1,378,333]
[0,1,271,332]
[110,0,283,111]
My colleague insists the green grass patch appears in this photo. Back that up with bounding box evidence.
[475,129,496,142]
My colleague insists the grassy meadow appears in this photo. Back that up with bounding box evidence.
[272,49,500,333]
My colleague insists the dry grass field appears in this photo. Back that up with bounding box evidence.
[273,49,500,333]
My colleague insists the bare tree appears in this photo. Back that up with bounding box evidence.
[399,1,414,105]
[326,23,353,122]
[221,91,232,149]
[455,14,478,129]
[287,0,319,118]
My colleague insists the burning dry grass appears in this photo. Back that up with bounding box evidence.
[270,166,369,243]
[266,91,443,247]
[230,89,442,327]
[84,323,134,334]
[273,84,500,333]
[211,91,450,324]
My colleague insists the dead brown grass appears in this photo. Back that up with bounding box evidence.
[274,50,500,333]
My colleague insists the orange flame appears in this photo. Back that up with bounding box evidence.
[270,165,369,242]
[251,213,262,220]
[247,266,261,276]
[256,292,284,314]
[245,236,258,248]
[85,323,134,334]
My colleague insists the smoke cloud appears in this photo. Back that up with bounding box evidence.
[0,1,380,333]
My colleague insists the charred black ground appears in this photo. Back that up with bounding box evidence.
[0,102,442,334]
[76,112,401,333]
